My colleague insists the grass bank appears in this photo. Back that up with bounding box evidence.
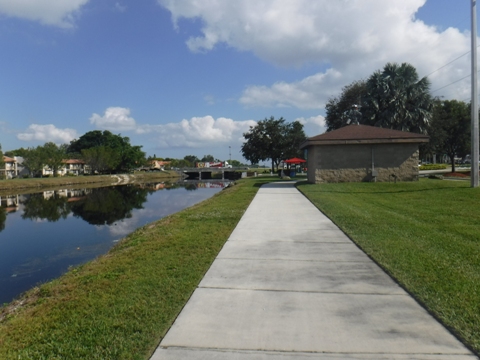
[0,171,180,195]
[297,179,480,354]
[0,177,273,359]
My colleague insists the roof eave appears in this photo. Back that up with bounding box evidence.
[300,138,429,148]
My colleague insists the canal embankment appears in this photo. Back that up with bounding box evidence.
[0,176,274,360]
[0,171,181,195]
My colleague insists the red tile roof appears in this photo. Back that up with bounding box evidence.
[2,156,16,162]
[62,159,85,164]
[301,124,428,148]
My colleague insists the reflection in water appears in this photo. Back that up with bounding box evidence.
[22,192,70,222]
[0,180,229,305]
[70,186,150,225]
[0,207,5,232]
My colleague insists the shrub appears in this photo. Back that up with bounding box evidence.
[419,164,447,171]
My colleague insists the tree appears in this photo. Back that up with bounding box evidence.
[325,80,367,131]
[184,155,199,167]
[69,130,145,173]
[22,146,47,177]
[362,62,433,133]
[241,117,306,173]
[201,154,215,162]
[81,146,120,174]
[429,99,470,173]
[4,147,29,158]
[42,142,67,177]
[283,121,308,159]
[229,159,243,167]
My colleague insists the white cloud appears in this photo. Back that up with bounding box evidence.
[90,107,137,131]
[136,116,257,148]
[295,115,326,137]
[240,69,342,109]
[0,0,90,28]
[17,124,78,144]
[158,0,473,108]
[115,2,127,13]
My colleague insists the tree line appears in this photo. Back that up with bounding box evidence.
[5,130,145,177]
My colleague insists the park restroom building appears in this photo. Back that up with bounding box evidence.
[300,124,429,183]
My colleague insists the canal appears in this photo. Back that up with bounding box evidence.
[0,180,229,305]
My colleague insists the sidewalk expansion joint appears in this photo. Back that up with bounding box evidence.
[197,286,409,296]
[216,257,371,262]
[159,345,472,357]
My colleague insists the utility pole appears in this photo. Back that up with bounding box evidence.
[229,146,231,162]
[472,0,479,187]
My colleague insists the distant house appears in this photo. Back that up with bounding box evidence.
[300,124,429,183]
[1,156,18,179]
[61,159,88,176]
[43,159,88,177]
[13,156,30,178]
[150,160,171,170]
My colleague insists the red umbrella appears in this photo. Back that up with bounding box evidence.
[284,157,306,164]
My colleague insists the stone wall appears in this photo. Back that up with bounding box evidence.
[306,143,420,183]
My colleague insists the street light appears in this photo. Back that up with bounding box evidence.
[471,0,479,187]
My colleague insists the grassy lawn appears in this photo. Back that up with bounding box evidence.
[0,177,275,359]
[297,179,480,354]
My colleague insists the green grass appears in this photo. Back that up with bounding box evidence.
[0,172,179,195]
[0,177,276,359]
[297,179,480,354]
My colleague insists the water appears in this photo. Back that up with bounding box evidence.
[0,180,228,305]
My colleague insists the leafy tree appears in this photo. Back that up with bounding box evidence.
[201,154,215,162]
[283,121,308,159]
[428,99,470,172]
[362,62,432,133]
[68,130,111,154]
[81,146,120,174]
[4,147,29,158]
[22,146,47,177]
[184,155,200,166]
[69,130,145,173]
[229,159,242,167]
[241,117,307,173]
[325,80,367,131]
[42,142,67,177]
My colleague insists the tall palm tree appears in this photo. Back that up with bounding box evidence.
[363,62,432,133]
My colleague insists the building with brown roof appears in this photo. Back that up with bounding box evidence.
[1,156,18,179]
[300,124,429,183]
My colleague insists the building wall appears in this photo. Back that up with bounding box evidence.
[306,143,420,183]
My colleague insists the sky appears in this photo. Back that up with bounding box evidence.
[0,0,477,162]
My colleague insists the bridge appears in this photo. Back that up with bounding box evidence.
[180,167,250,180]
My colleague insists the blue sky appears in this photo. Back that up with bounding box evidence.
[0,0,477,162]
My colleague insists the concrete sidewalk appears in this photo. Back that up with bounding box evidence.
[151,182,477,359]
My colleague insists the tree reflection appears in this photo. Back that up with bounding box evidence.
[22,192,70,222]
[69,186,149,225]
[0,207,6,232]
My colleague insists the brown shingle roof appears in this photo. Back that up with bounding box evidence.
[301,124,428,148]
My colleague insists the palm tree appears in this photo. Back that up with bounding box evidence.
[362,62,432,133]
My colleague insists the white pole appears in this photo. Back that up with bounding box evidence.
[472,0,479,187]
